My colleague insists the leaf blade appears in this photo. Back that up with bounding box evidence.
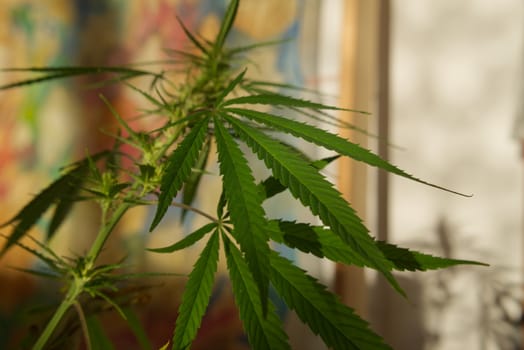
[214,0,239,53]
[258,155,339,201]
[181,138,211,222]
[270,251,392,350]
[172,230,220,350]
[147,223,216,253]
[228,108,467,196]
[267,220,367,267]
[47,167,87,240]
[376,241,489,271]
[85,315,116,350]
[223,234,290,350]
[223,114,400,292]
[0,152,108,255]
[213,116,271,313]
[150,116,210,231]
[269,220,487,271]
[121,308,153,350]
[223,93,367,114]
[175,16,209,54]
[0,66,154,90]
[215,69,246,104]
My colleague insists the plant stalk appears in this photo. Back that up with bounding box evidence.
[32,278,85,350]
[32,202,130,349]
[86,202,131,266]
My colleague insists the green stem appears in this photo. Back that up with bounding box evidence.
[32,202,130,349]
[86,202,131,265]
[32,278,85,350]
[170,201,218,223]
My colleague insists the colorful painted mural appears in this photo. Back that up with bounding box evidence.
[0,1,324,348]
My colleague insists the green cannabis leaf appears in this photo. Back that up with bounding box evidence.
[222,113,403,294]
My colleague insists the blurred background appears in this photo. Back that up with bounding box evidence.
[0,0,522,349]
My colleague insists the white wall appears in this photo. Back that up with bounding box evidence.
[390,1,523,349]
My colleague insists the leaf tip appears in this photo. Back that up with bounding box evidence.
[149,204,167,233]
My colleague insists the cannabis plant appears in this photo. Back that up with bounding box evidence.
[0,1,485,349]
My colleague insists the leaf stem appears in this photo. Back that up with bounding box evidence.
[73,301,91,350]
[170,201,218,223]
